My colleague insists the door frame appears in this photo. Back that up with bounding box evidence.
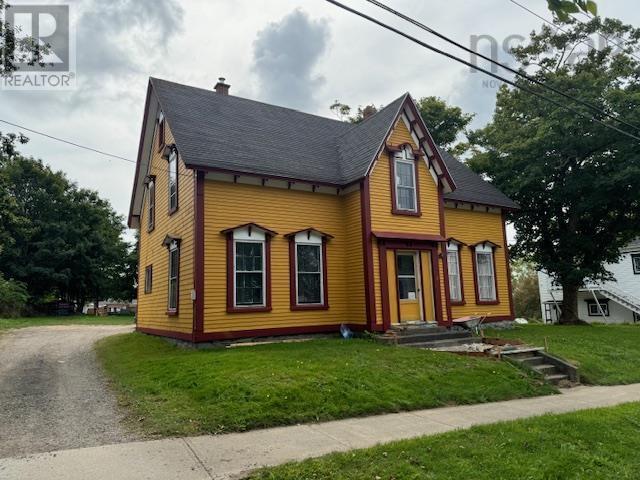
[395,250,424,323]
[378,238,447,330]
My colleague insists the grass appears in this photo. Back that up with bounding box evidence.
[96,333,555,437]
[0,314,135,331]
[249,402,640,479]
[485,324,640,385]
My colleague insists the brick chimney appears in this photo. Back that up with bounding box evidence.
[214,77,230,95]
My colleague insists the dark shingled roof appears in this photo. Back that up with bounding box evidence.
[439,150,519,209]
[151,77,517,207]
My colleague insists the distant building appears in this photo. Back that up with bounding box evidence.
[84,300,137,316]
[538,239,640,323]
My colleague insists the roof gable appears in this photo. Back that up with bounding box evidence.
[128,78,518,226]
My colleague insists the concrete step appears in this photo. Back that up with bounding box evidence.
[378,331,473,345]
[400,337,479,349]
[532,364,558,375]
[545,373,569,384]
[498,348,545,359]
[389,324,447,333]
[517,356,545,367]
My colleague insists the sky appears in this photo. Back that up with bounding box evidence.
[1,0,639,243]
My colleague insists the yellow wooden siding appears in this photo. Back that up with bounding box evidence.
[444,207,511,317]
[386,250,399,324]
[420,250,435,321]
[369,119,441,234]
[202,181,366,333]
[137,124,195,334]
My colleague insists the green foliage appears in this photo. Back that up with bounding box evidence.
[547,0,598,21]
[511,260,541,320]
[416,96,474,154]
[96,334,554,437]
[329,100,379,123]
[1,0,51,76]
[251,402,640,479]
[0,147,136,309]
[468,17,640,322]
[486,324,640,385]
[0,273,28,317]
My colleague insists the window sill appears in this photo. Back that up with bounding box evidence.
[147,225,155,234]
[476,300,499,305]
[168,205,179,216]
[227,306,272,314]
[166,310,179,316]
[391,208,422,217]
[291,304,329,311]
[450,300,466,306]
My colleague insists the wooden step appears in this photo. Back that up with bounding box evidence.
[377,331,473,345]
[545,373,569,384]
[517,356,545,367]
[532,364,558,375]
[399,337,480,349]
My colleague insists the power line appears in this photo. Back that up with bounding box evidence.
[0,119,136,163]
[572,10,640,62]
[364,0,640,134]
[324,0,640,142]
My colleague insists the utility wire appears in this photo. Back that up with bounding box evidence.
[573,10,640,61]
[324,0,640,142]
[365,0,640,134]
[0,118,136,163]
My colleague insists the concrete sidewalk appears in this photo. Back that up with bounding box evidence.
[2,383,640,480]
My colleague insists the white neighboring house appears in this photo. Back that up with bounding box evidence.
[538,238,640,324]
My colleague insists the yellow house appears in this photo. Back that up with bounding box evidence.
[128,78,518,342]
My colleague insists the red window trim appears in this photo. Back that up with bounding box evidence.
[289,237,329,311]
[470,245,500,306]
[144,264,153,294]
[226,232,273,313]
[389,145,422,217]
[167,147,179,216]
[447,247,466,306]
[166,242,180,316]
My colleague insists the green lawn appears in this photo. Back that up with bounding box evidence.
[96,333,555,437]
[249,402,640,479]
[0,314,135,331]
[485,324,640,385]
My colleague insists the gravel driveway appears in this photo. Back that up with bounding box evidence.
[0,325,138,458]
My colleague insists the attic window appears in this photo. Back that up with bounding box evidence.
[157,111,165,150]
[168,147,178,214]
[392,145,420,216]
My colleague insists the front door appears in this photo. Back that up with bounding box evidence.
[396,252,422,322]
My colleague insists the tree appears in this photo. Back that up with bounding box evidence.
[1,0,49,76]
[468,17,640,323]
[511,260,542,321]
[547,0,597,22]
[330,97,474,154]
[0,155,136,310]
[416,96,474,155]
[330,101,379,123]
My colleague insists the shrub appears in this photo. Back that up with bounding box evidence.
[0,273,28,317]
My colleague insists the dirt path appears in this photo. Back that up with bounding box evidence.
[0,325,138,458]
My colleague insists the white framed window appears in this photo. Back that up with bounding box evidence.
[295,232,324,305]
[632,254,640,274]
[475,245,496,302]
[394,146,417,212]
[234,228,266,307]
[168,240,179,312]
[168,148,178,213]
[447,245,462,302]
[147,176,155,231]
[588,302,609,316]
